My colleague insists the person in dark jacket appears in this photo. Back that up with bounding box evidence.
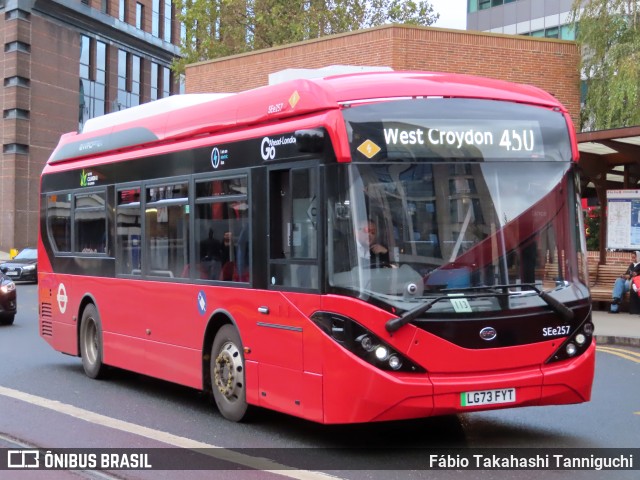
[356,220,390,268]
[610,251,640,313]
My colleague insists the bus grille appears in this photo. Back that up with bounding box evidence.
[40,302,53,337]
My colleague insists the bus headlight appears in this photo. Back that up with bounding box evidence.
[388,355,403,370]
[359,335,375,352]
[374,346,389,360]
[310,311,425,373]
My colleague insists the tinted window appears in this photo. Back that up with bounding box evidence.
[145,182,189,278]
[194,176,248,282]
[75,191,107,254]
[47,193,72,253]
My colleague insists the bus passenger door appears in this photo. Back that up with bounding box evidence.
[252,165,322,420]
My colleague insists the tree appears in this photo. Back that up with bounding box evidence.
[173,0,439,75]
[570,0,640,130]
[585,209,600,251]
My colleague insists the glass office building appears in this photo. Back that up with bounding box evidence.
[467,0,577,40]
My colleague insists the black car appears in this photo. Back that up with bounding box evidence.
[0,248,38,283]
[0,273,16,325]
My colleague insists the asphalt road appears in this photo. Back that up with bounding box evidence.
[0,283,638,480]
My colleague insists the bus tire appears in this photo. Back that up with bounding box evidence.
[211,324,249,422]
[80,304,107,379]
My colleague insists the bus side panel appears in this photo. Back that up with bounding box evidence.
[39,272,81,357]
[143,338,203,389]
[102,332,147,375]
[96,280,208,389]
[257,365,323,422]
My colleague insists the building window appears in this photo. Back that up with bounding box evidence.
[560,24,576,40]
[162,66,171,97]
[5,41,30,53]
[119,0,127,22]
[545,27,559,39]
[5,9,30,21]
[79,36,106,130]
[163,0,172,42]
[117,51,141,110]
[3,143,28,154]
[3,108,29,119]
[524,26,570,39]
[150,62,159,100]
[117,50,128,110]
[4,76,30,87]
[152,64,172,99]
[152,0,160,37]
[131,55,141,106]
[468,0,478,13]
[136,2,144,29]
[479,0,491,10]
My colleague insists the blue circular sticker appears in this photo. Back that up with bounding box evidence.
[211,147,220,169]
[197,290,207,315]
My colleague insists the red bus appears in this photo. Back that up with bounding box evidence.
[39,71,594,424]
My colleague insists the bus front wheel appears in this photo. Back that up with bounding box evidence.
[80,304,106,379]
[211,325,249,422]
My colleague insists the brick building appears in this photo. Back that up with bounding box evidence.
[0,0,180,251]
[186,24,581,128]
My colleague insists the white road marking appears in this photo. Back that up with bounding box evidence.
[0,385,340,480]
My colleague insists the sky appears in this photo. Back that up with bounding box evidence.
[429,0,468,30]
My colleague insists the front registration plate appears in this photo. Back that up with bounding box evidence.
[461,388,516,407]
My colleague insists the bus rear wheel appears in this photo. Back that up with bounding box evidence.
[211,325,249,422]
[80,304,107,379]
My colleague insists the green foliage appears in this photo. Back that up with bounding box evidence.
[585,209,600,251]
[570,0,640,130]
[173,0,439,75]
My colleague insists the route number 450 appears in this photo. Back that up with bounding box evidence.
[499,129,535,152]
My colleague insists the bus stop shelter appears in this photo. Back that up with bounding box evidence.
[578,126,640,263]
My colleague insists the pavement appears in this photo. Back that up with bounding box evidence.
[0,251,635,346]
[592,309,640,347]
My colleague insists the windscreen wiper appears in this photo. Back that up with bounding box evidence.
[385,283,574,333]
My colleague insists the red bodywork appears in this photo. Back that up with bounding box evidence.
[38,71,593,424]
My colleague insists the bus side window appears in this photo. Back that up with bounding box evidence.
[75,191,107,254]
[194,176,249,282]
[145,182,189,279]
[116,187,142,276]
[47,193,72,253]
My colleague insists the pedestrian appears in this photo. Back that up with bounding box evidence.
[610,251,640,313]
